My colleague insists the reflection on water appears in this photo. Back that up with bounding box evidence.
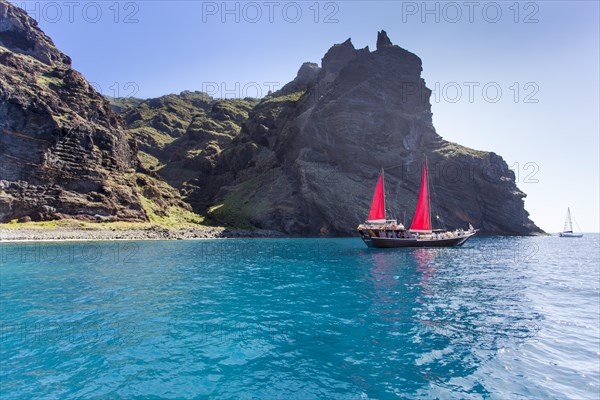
[357,244,545,396]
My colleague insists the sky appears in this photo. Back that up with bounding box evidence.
[9,0,600,232]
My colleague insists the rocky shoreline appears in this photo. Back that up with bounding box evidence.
[0,226,285,242]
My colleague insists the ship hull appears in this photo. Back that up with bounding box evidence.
[360,232,475,248]
[559,232,583,238]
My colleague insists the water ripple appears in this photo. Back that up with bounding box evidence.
[1,236,598,398]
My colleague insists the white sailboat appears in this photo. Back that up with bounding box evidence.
[559,208,583,238]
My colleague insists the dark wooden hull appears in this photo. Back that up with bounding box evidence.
[361,233,475,248]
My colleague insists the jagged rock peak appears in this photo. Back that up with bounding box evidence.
[321,38,357,75]
[194,29,542,236]
[376,30,394,50]
[270,62,321,97]
[296,62,320,83]
[0,1,71,65]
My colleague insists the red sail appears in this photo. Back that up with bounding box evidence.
[367,173,386,222]
[410,162,431,232]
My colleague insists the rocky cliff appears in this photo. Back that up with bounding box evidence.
[0,1,541,235]
[0,1,149,222]
[196,31,542,235]
[120,93,258,212]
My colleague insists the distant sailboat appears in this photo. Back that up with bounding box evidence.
[357,162,477,248]
[559,208,583,238]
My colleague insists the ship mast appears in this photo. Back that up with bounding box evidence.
[381,168,386,222]
[425,158,431,228]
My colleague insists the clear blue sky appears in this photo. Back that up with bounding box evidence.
[10,1,600,232]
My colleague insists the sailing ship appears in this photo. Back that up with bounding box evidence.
[559,208,583,237]
[357,162,477,248]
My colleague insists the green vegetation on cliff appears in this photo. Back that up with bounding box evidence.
[263,90,306,104]
[112,95,259,192]
[1,2,541,235]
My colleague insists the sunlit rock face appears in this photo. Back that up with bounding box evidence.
[0,1,146,222]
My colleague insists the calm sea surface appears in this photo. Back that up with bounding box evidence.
[1,235,599,399]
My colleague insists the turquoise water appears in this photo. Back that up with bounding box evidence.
[1,236,599,399]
